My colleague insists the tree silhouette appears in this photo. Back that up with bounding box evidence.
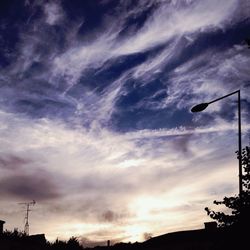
[205,146,250,228]
[143,232,153,241]
[50,237,83,250]
[67,237,82,250]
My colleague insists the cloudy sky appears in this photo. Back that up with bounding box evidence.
[0,0,250,246]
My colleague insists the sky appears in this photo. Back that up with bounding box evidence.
[0,0,250,247]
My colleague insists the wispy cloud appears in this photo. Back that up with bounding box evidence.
[0,0,249,244]
[114,0,238,55]
[0,108,243,241]
[44,1,64,26]
[165,45,250,112]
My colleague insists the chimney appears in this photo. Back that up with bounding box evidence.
[0,220,5,234]
[107,240,111,247]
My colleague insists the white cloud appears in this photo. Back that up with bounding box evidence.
[0,109,243,241]
[44,2,64,26]
[131,37,182,81]
[51,30,118,91]
[114,0,238,55]
[163,45,250,114]
[48,0,240,92]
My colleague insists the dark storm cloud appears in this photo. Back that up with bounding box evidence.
[0,154,31,171]
[0,172,60,200]
[101,210,117,222]
[171,134,193,156]
[100,210,129,223]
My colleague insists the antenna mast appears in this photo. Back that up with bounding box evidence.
[18,200,36,235]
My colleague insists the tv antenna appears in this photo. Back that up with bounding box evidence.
[18,200,36,235]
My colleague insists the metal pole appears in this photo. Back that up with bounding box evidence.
[238,90,243,200]
[208,90,239,104]
[192,90,243,199]
[208,90,243,199]
[24,203,30,235]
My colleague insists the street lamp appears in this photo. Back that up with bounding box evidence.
[191,90,242,199]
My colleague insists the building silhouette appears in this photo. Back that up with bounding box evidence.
[0,220,5,234]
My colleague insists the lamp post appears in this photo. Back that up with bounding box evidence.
[191,90,242,199]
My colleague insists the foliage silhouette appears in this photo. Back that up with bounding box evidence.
[2,229,27,238]
[0,230,84,250]
[205,146,250,228]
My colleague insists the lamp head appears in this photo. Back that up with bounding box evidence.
[191,103,209,113]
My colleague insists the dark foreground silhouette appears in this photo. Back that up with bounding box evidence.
[0,225,247,250]
[205,146,250,229]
